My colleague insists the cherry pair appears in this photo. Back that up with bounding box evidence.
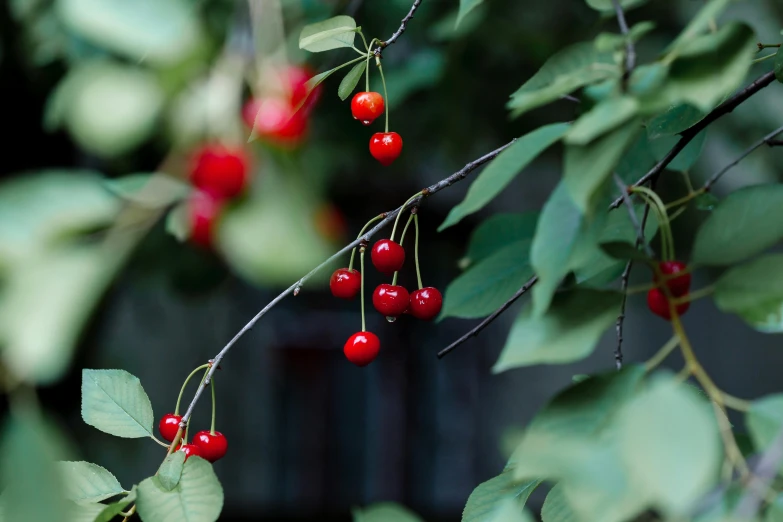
[242,65,321,147]
[646,261,692,320]
[372,285,442,321]
[350,92,403,166]
[159,413,228,463]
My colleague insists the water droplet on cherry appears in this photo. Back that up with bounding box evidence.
[386,316,397,323]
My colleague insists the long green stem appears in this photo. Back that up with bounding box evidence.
[349,213,385,270]
[363,37,376,92]
[632,187,674,260]
[377,58,390,132]
[644,335,679,372]
[360,248,366,331]
[390,193,422,241]
[175,364,210,415]
[209,377,216,435]
[414,214,423,290]
[391,214,415,286]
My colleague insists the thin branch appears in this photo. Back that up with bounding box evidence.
[733,423,783,518]
[372,0,422,56]
[613,174,654,257]
[610,0,636,83]
[768,139,783,147]
[177,138,516,427]
[560,94,581,104]
[702,124,783,191]
[436,276,538,359]
[609,71,777,209]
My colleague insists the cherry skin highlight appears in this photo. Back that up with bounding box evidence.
[193,430,228,463]
[409,287,443,321]
[189,192,223,249]
[370,132,403,166]
[656,261,691,297]
[190,145,249,200]
[330,268,361,300]
[373,284,410,317]
[371,239,405,274]
[176,443,203,461]
[159,413,182,443]
[344,331,380,367]
[647,288,690,321]
[351,92,385,125]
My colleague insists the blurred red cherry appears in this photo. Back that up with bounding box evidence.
[242,97,308,147]
[189,144,249,200]
[189,191,223,249]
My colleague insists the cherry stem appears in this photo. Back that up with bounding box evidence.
[364,37,376,92]
[360,248,366,331]
[390,193,422,242]
[209,377,216,435]
[631,186,674,261]
[174,364,210,416]
[391,213,415,286]
[377,58,389,133]
[349,213,385,270]
[414,214,423,290]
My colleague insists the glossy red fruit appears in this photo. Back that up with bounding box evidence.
[656,261,691,297]
[351,92,385,125]
[190,145,249,199]
[647,288,690,321]
[193,430,228,463]
[189,192,223,249]
[409,287,443,321]
[242,97,308,146]
[371,239,405,274]
[177,443,203,461]
[343,331,380,367]
[278,65,320,113]
[373,284,410,317]
[370,132,403,166]
[158,413,182,442]
[330,268,361,299]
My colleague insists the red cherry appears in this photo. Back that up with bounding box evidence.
[193,430,228,463]
[656,261,691,297]
[189,191,223,249]
[283,65,320,112]
[373,284,410,317]
[369,132,403,166]
[330,268,361,299]
[242,97,308,147]
[647,288,690,321]
[158,413,182,443]
[176,443,203,461]
[409,287,443,321]
[190,145,249,199]
[351,92,385,126]
[343,331,380,367]
[371,239,405,274]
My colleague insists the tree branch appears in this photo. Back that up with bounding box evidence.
[436,276,539,359]
[372,0,422,56]
[703,124,783,191]
[609,71,777,209]
[177,138,516,427]
[733,424,783,518]
[610,0,636,84]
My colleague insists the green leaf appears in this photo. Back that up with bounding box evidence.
[298,16,357,52]
[775,47,783,84]
[714,254,783,332]
[646,104,705,139]
[646,23,756,114]
[0,410,70,522]
[353,502,424,522]
[58,0,200,65]
[508,43,618,118]
[57,461,124,503]
[439,123,570,230]
[585,0,647,12]
[338,61,367,101]
[462,213,539,268]
[666,0,731,54]
[564,119,641,213]
[692,184,783,266]
[695,192,720,211]
[747,395,783,464]
[565,97,639,146]
[456,0,484,28]
[93,490,137,522]
[616,131,657,184]
[66,502,106,522]
[648,130,707,172]
[541,484,578,522]
[463,467,540,522]
[103,173,190,208]
[157,451,186,491]
[165,202,190,243]
[81,369,154,438]
[136,456,223,522]
[617,375,721,516]
[441,241,533,320]
[766,493,783,522]
[485,499,535,522]
[594,21,656,52]
[600,241,652,262]
[493,289,621,372]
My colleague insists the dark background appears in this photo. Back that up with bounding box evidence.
[2,0,783,520]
